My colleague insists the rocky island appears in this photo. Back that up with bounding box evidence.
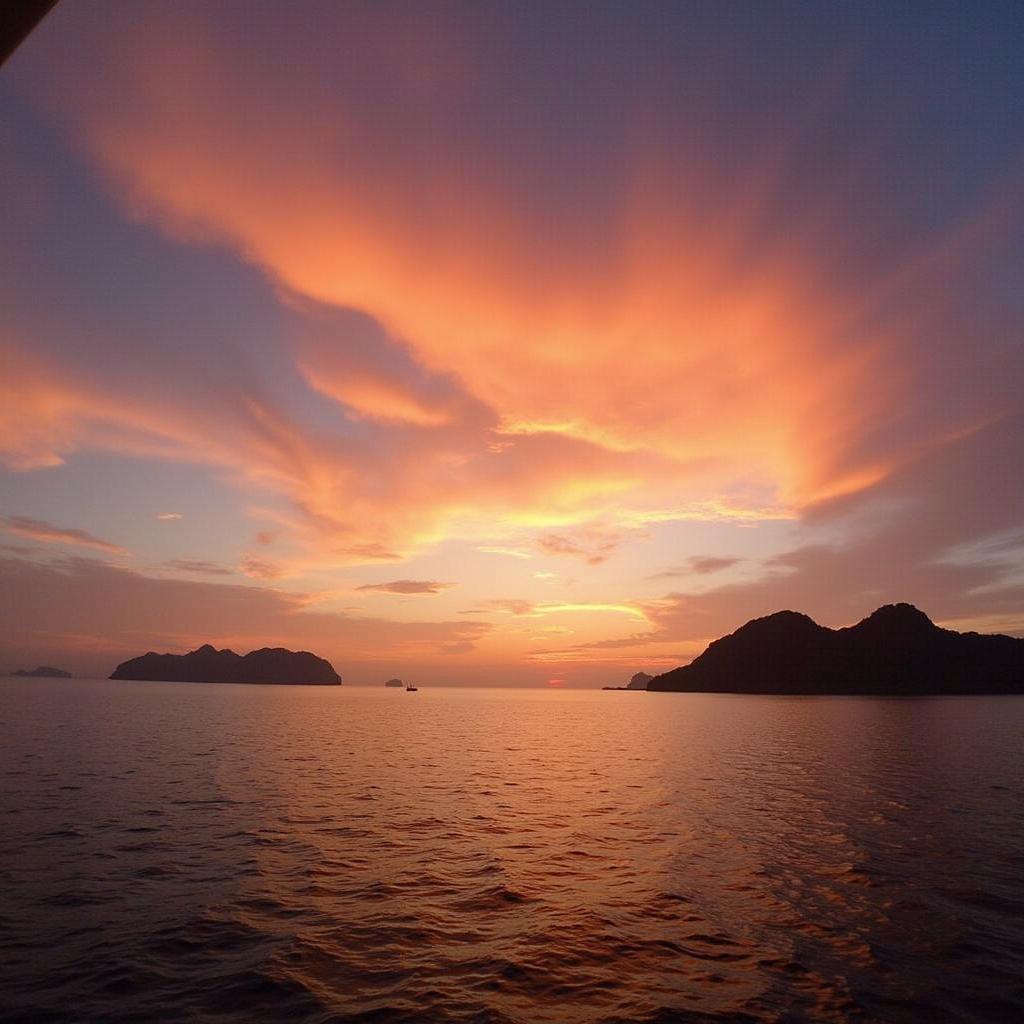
[384,677,404,687]
[11,666,73,678]
[647,604,1024,695]
[602,671,653,691]
[110,644,341,685]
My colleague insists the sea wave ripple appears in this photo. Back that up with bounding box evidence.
[1,679,1023,1023]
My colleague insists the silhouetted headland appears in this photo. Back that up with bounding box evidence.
[384,677,404,687]
[110,645,341,685]
[602,670,653,691]
[11,666,72,678]
[648,603,1024,695]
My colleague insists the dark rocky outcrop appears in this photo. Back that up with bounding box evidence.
[603,670,654,691]
[12,665,72,678]
[627,671,653,690]
[110,644,341,685]
[647,604,1024,695]
[384,677,404,687]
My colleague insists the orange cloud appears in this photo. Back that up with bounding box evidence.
[460,599,537,617]
[1,327,669,571]
[460,598,646,623]
[306,373,452,427]
[537,530,623,565]
[12,5,926,517]
[83,96,920,517]
[8,3,1023,593]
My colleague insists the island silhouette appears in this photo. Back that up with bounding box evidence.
[110,644,341,685]
[602,671,653,691]
[648,603,1024,695]
[11,666,72,678]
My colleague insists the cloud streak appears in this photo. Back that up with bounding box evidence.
[163,559,232,576]
[356,580,454,595]
[648,556,742,580]
[1,515,126,554]
[239,557,285,580]
[537,531,624,565]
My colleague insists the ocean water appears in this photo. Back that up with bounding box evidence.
[1,679,1023,1024]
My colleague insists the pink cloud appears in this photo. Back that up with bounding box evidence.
[239,557,285,580]
[163,559,232,576]
[356,580,454,595]
[1,515,126,554]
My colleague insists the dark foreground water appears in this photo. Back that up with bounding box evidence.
[1,679,1023,1023]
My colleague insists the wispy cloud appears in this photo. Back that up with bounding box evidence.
[461,598,646,622]
[156,512,182,521]
[647,556,742,580]
[0,515,126,554]
[478,546,532,559]
[540,602,648,622]
[461,598,537,616]
[356,579,454,595]
[239,557,285,580]
[536,531,623,565]
[439,640,475,654]
[689,556,741,574]
[163,559,232,576]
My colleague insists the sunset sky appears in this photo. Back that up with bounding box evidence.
[3,1,1024,685]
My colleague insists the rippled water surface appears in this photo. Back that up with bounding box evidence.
[2,679,1023,1023]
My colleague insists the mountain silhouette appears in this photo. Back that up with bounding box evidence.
[648,603,1024,695]
[110,644,341,685]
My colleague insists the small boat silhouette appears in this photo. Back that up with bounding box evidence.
[405,682,418,692]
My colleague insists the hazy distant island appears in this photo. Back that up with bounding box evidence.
[602,671,653,691]
[648,603,1024,695]
[384,677,404,687]
[11,666,73,678]
[110,644,341,685]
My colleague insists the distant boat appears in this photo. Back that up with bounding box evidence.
[405,682,418,692]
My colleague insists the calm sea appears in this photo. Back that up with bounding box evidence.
[1,678,1022,1023]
